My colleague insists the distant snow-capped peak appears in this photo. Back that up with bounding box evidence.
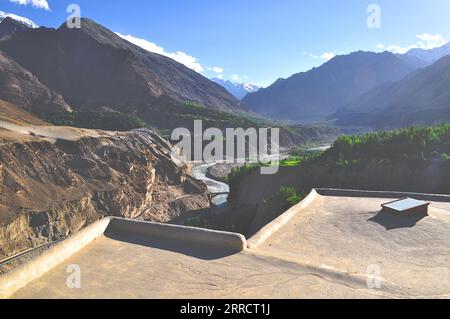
[0,11,38,29]
[211,78,261,100]
[242,83,260,93]
[405,42,450,64]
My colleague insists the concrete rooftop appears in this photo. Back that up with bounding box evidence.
[3,189,450,299]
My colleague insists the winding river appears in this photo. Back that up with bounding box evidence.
[191,163,230,206]
[191,147,330,206]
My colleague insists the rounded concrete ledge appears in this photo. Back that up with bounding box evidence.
[247,189,319,249]
[0,217,247,299]
[106,217,247,253]
[0,217,112,299]
[316,188,450,202]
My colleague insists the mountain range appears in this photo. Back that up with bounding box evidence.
[243,43,450,126]
[333,55,450,129]
[0,16,338,148]
[211,78,261,100]
[243,51,420,122]
[1,13,450,132]
[405,42,450,65]
[0,17,243,117]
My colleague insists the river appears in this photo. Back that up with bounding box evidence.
[191,156,285,206]
[191,163,230,206]
[191,147,330,206]
[307,145,331,152]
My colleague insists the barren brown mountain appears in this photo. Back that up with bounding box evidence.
[0,18,243,114]
[0,49,72,113]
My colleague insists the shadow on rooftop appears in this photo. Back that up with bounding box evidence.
[104,229,238,261]
[368,211,428,230]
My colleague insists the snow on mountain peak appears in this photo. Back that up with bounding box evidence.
[406,42,450,64]
[243,83,260,92]
[0,11,38,29]
[211,78,261,100]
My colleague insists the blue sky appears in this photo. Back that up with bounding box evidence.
[2,0,450,86]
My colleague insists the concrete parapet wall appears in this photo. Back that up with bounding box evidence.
[316,188,450,202]
[106,217,247,252]
[0,217,112,299]
[247,189,319,249]
[247,187,450,250]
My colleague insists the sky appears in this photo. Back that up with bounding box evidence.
[1,0,450,87]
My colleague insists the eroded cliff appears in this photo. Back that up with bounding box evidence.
[0,102,209,259]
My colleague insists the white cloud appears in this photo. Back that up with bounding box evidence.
[208,66,224,76]
[211,67,223,74]
[303,51,336,60]
[378,33,448,54]
[382,44,417,54]
[321,52,336,61]
[9,0,50,11]
[116,33,204,73]
[303,52,319,59]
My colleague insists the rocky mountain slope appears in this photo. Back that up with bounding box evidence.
[0,99,210,260]
[0,18,243,114]
[137,98,340,149]
[334,55,450,129]
[0,98,49,126]
[243,51,419,121]
[0,49,72,113]
[0,17,30,39]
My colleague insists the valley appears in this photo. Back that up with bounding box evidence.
[0,6,449,300]
[0,15,339,266]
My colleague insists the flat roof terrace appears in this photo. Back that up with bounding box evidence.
[2,189,450,299]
